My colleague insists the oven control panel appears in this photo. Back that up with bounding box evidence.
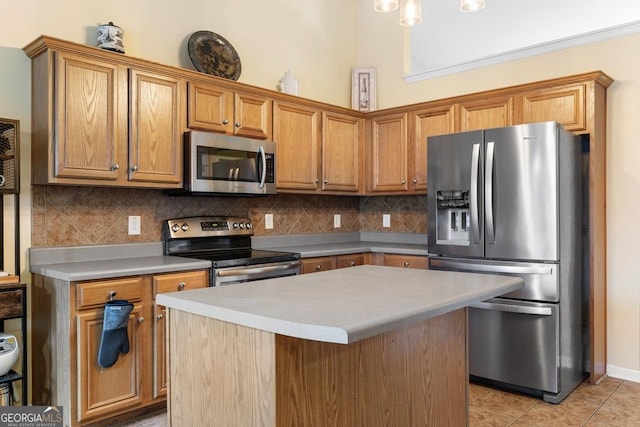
[164,216,253,238]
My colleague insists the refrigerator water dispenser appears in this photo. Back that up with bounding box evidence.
[436,190,470,246]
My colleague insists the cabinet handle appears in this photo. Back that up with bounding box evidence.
[157,314,164,320]
[316,265,322,272]
[138,317,145,324]
[108,291,117,301]
[403,262,410,268]
[177,282,186,291]
[131,165,138,172]
[222,119,229,125]
[401,179,406,184]
[111,164,120,171]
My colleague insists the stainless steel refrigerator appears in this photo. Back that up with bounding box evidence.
[427,121,585,403]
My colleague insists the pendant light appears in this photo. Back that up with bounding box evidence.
[399,0,423,26]
[374,0,399,13]
[459,0,487,12]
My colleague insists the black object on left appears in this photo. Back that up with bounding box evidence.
[97,300,134,368]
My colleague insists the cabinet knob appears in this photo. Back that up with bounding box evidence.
[157,314,164,320]
[111,164,120,171]
[131,165,138,172]
[401,180,406,184]
[138,317,145,324]
[108,291,117,301]
[235,122,241,128]
[324,179,328,184]
[222,119,229,125]
[412,179,417,184]
[350,261,356,267]
[315,179,319,184]
[316,265,322,272]
[403,261,410,268]
[177,282,186,291]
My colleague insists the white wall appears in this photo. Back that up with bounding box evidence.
[358,1,640,381]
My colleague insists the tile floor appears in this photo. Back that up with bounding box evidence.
[470,376,640,426]
[120,376,638,426]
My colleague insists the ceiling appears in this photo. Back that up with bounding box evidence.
[406,0,640,81]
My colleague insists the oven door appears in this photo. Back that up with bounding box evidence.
[213,260,300,286]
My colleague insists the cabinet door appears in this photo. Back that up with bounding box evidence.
[411,105,455,193]
[301,256,336,274]
[274,101,321,191]
[187,81,234,133]
[53,51,126,181]
[153,304,167,399]
[369,113,408,193]
[129,69,183,185]
[233,92,272,140]
[336,254,366,269]
[383,254,428,270]
[517,84,586,132]
[77,304,143,422]
[322,112,364,193]
[458,97,513,131]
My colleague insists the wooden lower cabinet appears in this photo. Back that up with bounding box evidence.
[32,269,208,427]
[301,254,367,274]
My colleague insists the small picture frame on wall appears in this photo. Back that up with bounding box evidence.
[351,67,377,112]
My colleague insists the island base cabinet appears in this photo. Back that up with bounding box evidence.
[166,308,468,426]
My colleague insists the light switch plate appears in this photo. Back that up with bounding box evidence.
[265,213,274,230]
[334,214,341,228]
[128,216,141,235]
[383,214,391,228]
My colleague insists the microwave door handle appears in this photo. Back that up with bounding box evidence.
[485,141,495,244]
[470,143,481,244]
[258,146,266,189]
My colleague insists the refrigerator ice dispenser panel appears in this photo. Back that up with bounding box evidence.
[436,190,470,246]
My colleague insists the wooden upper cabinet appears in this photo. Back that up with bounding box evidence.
[516,84,586,131]
[187,81,272,139]
[274,101,321,191]
[368,113,408,193]
[129,69,182,185]
[52,51,125,182]
[410,105,455,193]
[457,96,513,131]
[322,111,363,193]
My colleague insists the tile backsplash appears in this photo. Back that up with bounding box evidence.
[31,186,427,247]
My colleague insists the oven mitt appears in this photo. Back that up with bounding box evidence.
[97,299,133,368]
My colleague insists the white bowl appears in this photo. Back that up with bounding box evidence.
[0,333,19,376]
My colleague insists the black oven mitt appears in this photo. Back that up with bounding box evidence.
[97,299,134,368]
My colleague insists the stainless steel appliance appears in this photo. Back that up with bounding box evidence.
[169,131,276,196]
[164,216,300,286]
[427,121,584,403]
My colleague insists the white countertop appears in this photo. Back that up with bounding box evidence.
[157,265,523,344]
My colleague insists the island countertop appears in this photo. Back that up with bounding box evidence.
[157,265,523,344]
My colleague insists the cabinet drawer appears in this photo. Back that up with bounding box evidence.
[76,277,143,310]
[153,270,208,298]
[383,254,428,270]
[337,254,366,269]
[0,290,22,318]
[301,257,336,274]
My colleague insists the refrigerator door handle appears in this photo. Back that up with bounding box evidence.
[485,141,496,244]
[429,259,553,275]
[469,300,553,316]
[470,143,481,244]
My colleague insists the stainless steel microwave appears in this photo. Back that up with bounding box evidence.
[179,131,276,195]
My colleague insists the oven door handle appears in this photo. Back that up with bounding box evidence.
[216,262,299,278]
[469,300,553,316]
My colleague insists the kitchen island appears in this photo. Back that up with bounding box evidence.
[156,265,523,426]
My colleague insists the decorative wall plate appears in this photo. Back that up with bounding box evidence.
[188,30,242,80]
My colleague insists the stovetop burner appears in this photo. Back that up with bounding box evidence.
[163,216,300,269]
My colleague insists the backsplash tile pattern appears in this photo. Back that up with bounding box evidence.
[31,186,427,247]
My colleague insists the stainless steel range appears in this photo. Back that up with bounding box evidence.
[163,216,300,286]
